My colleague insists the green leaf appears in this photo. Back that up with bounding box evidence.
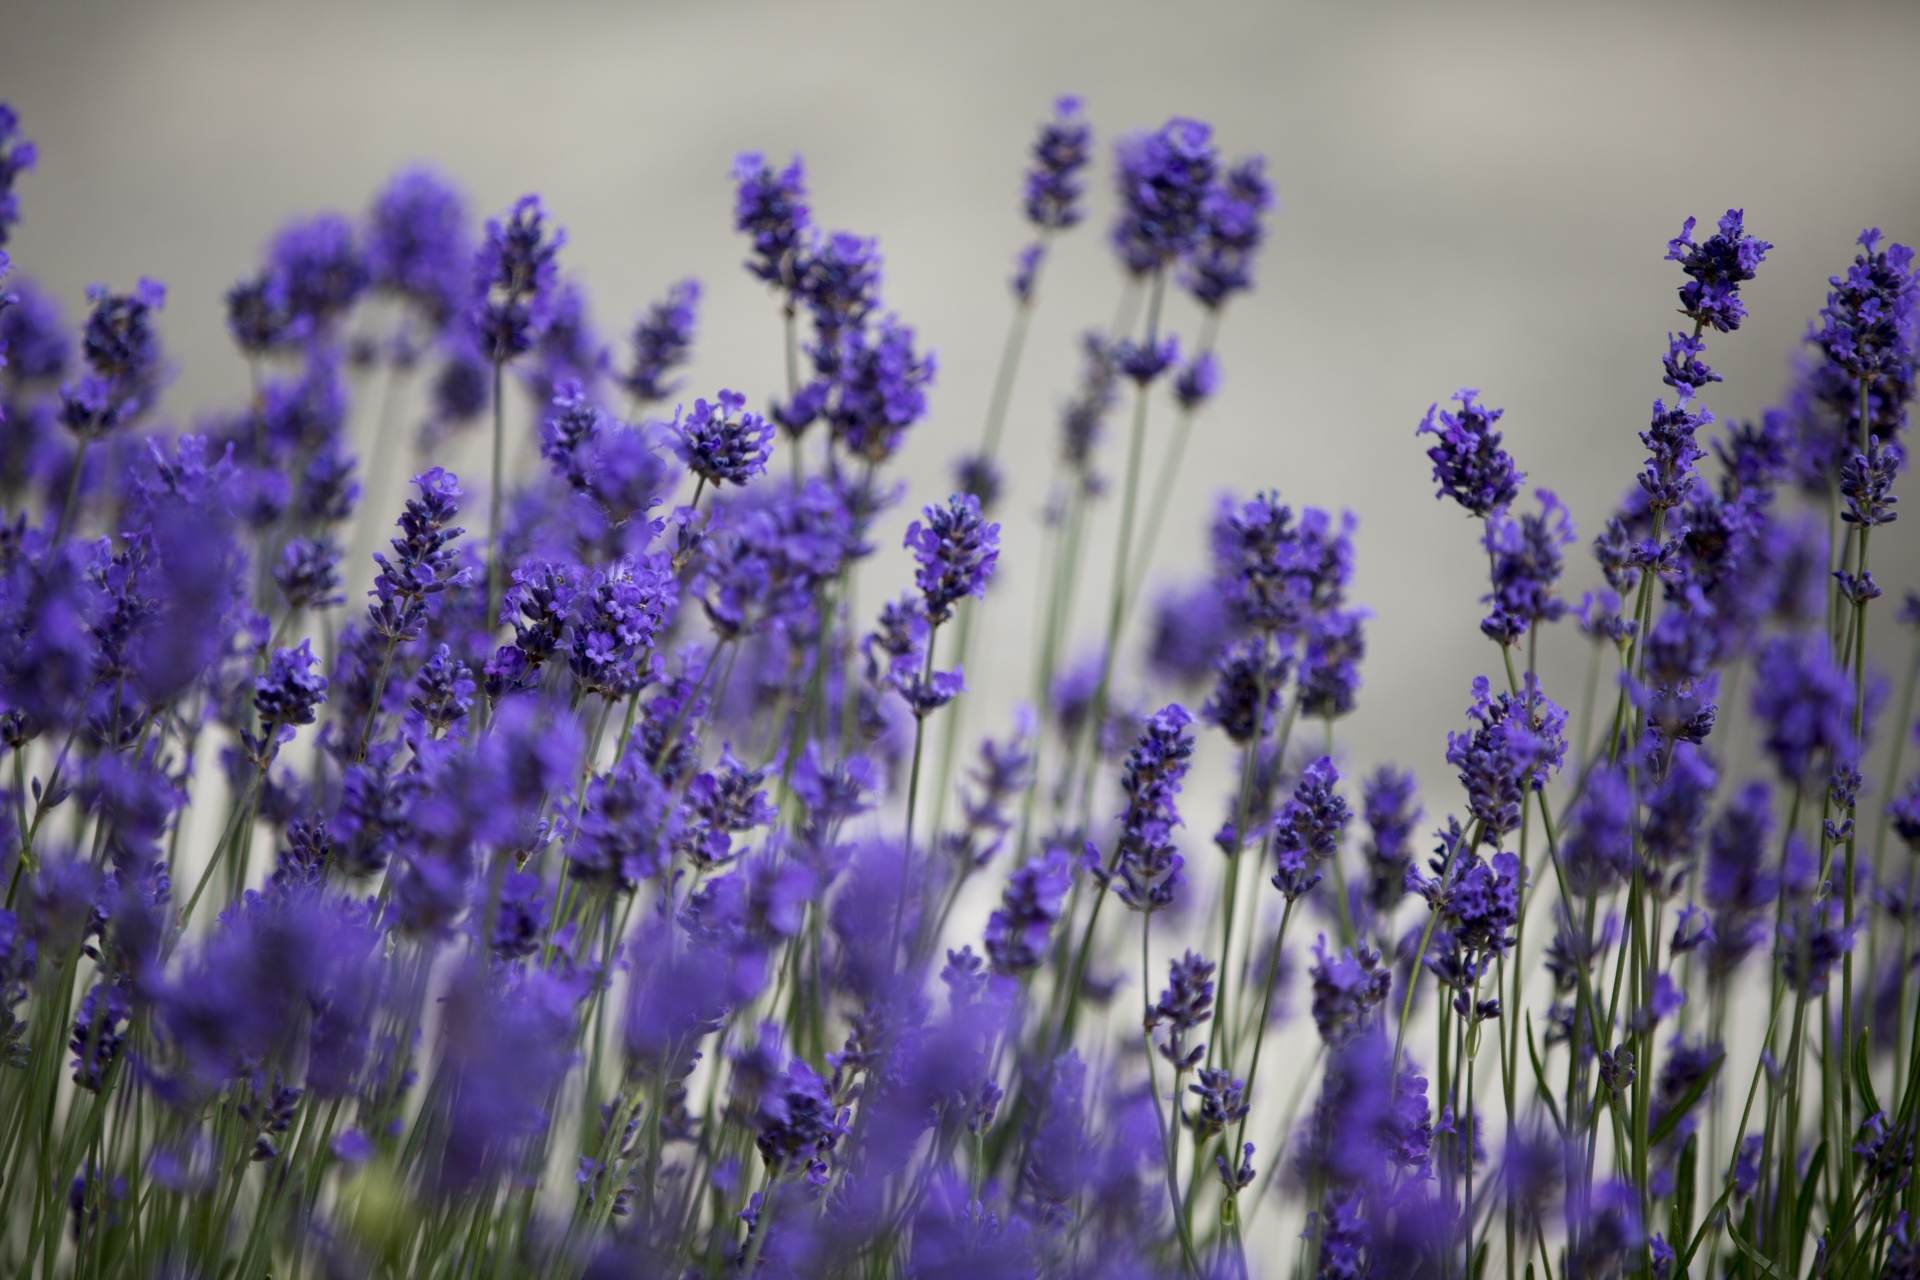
[1649,1053,1724,1148]
[1853,1026,1882,1119]
[1790,1140,1826,1270]
[1726,1221,1786,1280]
[1524,1013,1566,1136]
[1672,1131,1697,1251]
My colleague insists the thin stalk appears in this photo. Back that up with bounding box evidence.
[891,634,941,960]
[486,357,507,632]
[1143,913,1201,1275]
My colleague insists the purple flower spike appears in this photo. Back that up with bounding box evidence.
[1309,937,1390,1048]
[366,166,470,328]
[1750,632,1854,786]
[1174,351,1220,410]
[1183,155,1275,310]
[0,103,37,245]
[469,194,565,363]
[621,278,700,405]
[906,493,1000,626]
[1811,228,1918,382]
[1024,95,1093,232]
[60,278,167,439]
[1666,209,1771,334]
[733,152,811,288]
[673,389,774,490]
[249,639,327,758]
[1271,756,1349,901]
[1148,950,1215,1069]
[986,846,1073,975]
[1417,389,1522,519]
[1110,117,1218,276]
[1117,334,1179,384]
[1096,704,1196,914]
[1480,488,1575,644]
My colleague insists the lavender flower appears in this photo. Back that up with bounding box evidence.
[985,846,1073,975]
[1173,351,1220,410]
[366,167,469,326]
[733,152,811,287]
[1480,488,1574,643]
[0,103,36,245]
[1097,704,1196,913]
[1665,209,1771,334]
[1270,755,1349,901]
[567,556,676,698]
[943,717,1034,870]
[248,640,327,758]
[1704,781,1778,979]
[60,278,167,438]
[1149,951,1216,1069]
[673,390,774,490]
[272,536,344,613]
[1811,228,1918,384]
[469,195,564,363]
[1309,937,1390,1048]
[1183,156,1274,309]
[1638,398,1710,512]
[1297,606,1367,720]
[1418,389,1522,518]
[907,493,1000,625]
[1361,766,1420,916]
[1840,433,1902,528]
[1445,675,1567,846]
[1200,637,1287,745]
[621,278,700,405]
[369,468,467,644]
[1110,117,1218,276]
[265,214,366,340]
[1024,96,1093,232]
[1750,632,1854,785]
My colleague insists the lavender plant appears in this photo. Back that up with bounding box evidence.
[0,90,1917,1280]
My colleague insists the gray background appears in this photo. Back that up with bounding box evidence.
[5,0,1920,801]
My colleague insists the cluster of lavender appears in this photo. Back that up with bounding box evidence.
[0,87,1917,1280]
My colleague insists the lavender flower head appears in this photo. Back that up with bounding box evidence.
[733,152,811,288]
[1023,95,1093,232]
[1889,775,1920,851]
[469,195,565,363]
[1418,389,1522,518]
[0,103,36,246]
[1309,937,1390,1048]
[366,166,469,326]
[1361,766,1421,915]
[1446,675,1567,845]
[1666,210,1771,334]
[907,493,1000,625]
[1811,228,1918,383]
[1110,117,1218,276]
[621,278,700,405]
[1149,950,1215,1069]
[985,846,1073,975]
[1183,155,1274,310]
[1750,632,1854,785]
[249,640,327,758]
[1270,755,1350,901]
[270,212,367,333]
[369,468,467,644]
[61,278,167,438]
[1480,488,1574,644]
[673,389,773,490]
[1174,351,1220,410]
[1098,704,1196,913]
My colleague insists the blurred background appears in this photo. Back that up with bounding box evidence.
[4,0,1920,802]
